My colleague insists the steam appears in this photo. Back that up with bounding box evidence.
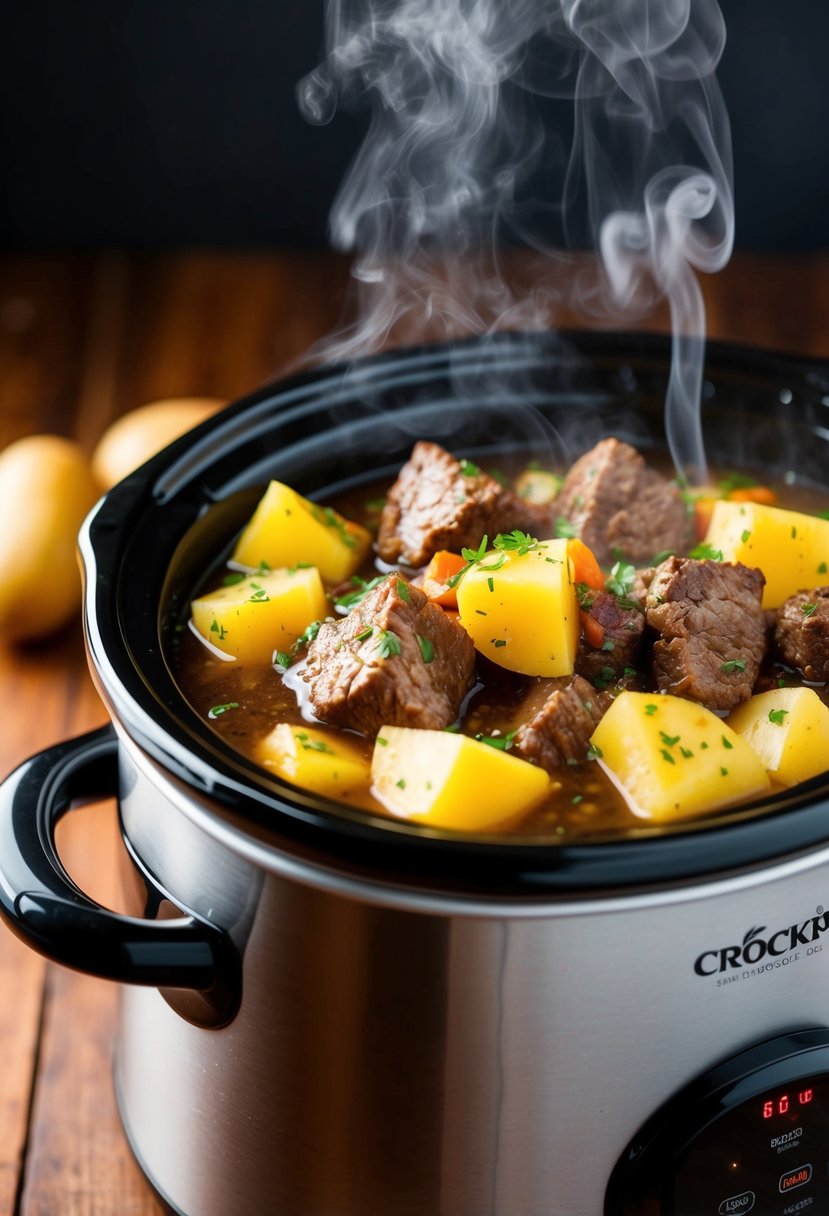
[298,0,733,485]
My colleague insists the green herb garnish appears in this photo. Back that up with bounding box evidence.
[417,635,434,664]
[721,659,747,673]
[769,708,790,725]
[375,630,402,659]
[476,729,518,752]
[333,574,385,610]
[689,542,724,561]
[458,458,482,477]
[605,561,636,598]
[208,702,239,719]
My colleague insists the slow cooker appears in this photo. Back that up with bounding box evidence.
[1,330,828,1216]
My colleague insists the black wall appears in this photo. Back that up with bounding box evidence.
[2,2,828,251]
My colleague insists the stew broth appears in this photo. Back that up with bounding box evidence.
[173,457,829,841]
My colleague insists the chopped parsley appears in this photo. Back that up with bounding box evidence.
[818,562,828,574]
[721,735,734,750]
[741,530,752,544]
[586,743,603,761]
[721,659,747,673]
[208,702,239,719]
[355,626,374,642]
[333,574,385,610]
[375,630,402,659]
[689,542,724,561]
[296,732,334,754]
[605,561,636,599]
[768,708,790,726]
[446,535,489,589]
[312,504,357,549]
[222,571,246,586]
[644,704,658,716]
[659,731,680,747]
[576,582,596,609]
[209,618,228,640]
[247,582,270,603]
[493,638,507,648]
[273,619,324,669]
[801,602,818,618]
[459,458,482,477]
[476,729,518,752]
[493,530,544,556]
[660,749,676,765]
[396,578,412,604]
[417,635,434,664]
[719,472,757,496]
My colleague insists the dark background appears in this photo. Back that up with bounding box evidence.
[2,1,827,252]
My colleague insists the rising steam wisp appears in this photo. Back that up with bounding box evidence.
[299,0,734,485]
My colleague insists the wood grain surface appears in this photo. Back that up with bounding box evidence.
[0,249,827,1215]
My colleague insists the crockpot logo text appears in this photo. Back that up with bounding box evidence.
[694,912,829,976]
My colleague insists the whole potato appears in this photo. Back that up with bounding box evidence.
[92,397,224,489]
[0,435,99,642]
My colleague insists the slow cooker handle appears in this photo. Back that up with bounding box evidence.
[0,725,240,1027]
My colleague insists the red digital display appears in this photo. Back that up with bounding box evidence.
[761,1089,814,1118]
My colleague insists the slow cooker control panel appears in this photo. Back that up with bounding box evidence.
[606,1028,829,1215]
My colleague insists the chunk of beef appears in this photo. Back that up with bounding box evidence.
[300,573,475,734]
[646,556,766,711]
[377,441,552,568]
[576,589,646,686]
[775,587,829,682]
[514,675,609,773]
[555,438,692,566]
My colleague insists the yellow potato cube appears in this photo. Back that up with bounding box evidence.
[590,691,770,822]
[727,687,829,787]
[514,468,562,506]
[259,723,373,807]
[703,500,829,609]
[371,725,550,831]
[231,480,372,582]
[455,537,578,676]
[191,567,327,664]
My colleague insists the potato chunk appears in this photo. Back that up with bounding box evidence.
[727,687,829,786]
[231,480,372,582]
[259,724,373,806]
[191,567,327,664]
[371,726,550,831]
[455,537,578,676]
[703,500,829,609]
[590,691,770,821]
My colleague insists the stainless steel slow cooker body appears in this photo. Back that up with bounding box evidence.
[2,331,829,1216]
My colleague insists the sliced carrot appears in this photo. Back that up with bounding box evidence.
[567,538,604,591]
[421,550,466,608]
[580,608,606,649]
[727,485,777,506]
[694,496,717,540]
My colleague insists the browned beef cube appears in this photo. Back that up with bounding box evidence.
[646,556,766,711]
[300,573,475,735]
[575,589,646,686]
[555,438,692,566]
[514,675,609,772]
[377,441,552,568]
[774,587,829,682]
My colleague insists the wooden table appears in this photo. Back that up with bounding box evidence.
[0,249,827,1214]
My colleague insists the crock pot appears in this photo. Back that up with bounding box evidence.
[1,330,829,1216]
